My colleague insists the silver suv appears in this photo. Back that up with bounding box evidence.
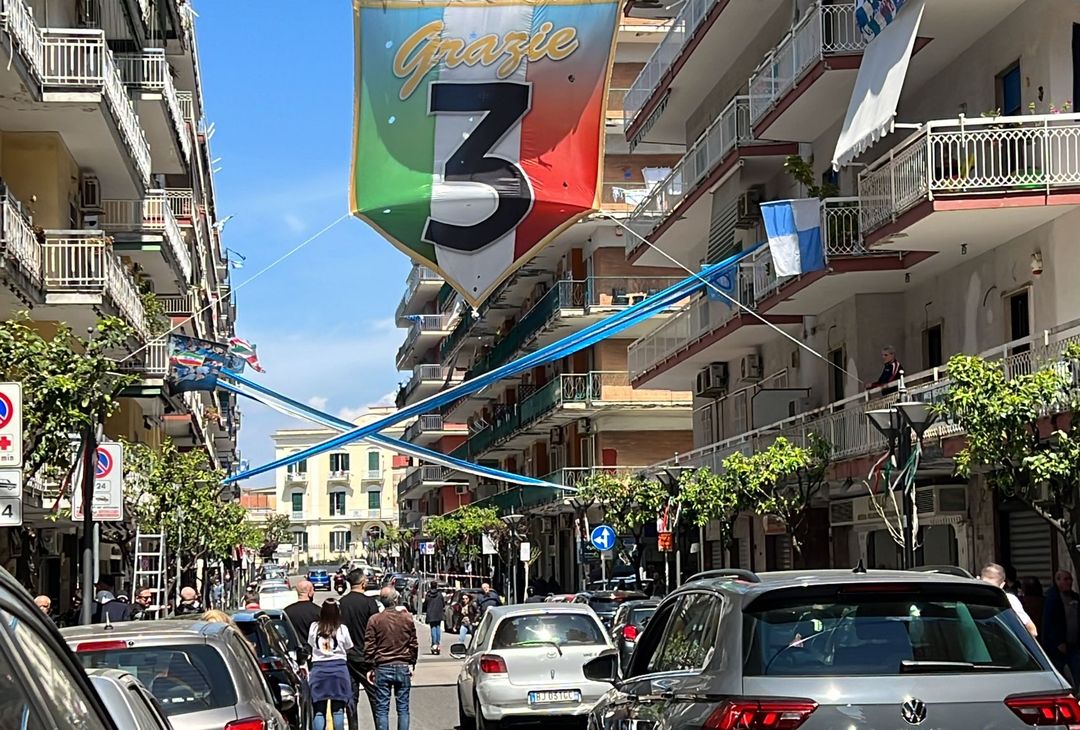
[63,620,291,730]
[585,568,1076,729]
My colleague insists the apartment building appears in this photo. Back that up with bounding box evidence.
[393,19,699,590]
[271,406,407,566]
[0,0,239,597]
[618,0,1080,583]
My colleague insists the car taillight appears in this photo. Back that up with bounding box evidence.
[1005,693,1080,726]
[708,699,818,730]
[478,655,508,674]
[259,657,285,672]
[74,640,130,653]
[225,718,266,730]
[622,625,638,641]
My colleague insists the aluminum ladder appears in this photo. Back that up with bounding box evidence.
[132,531,167,616]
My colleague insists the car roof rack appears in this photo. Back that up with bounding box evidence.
[686,569,761,584]
[910,565,975,579]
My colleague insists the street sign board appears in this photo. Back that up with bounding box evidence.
[73,442,124,522]
[519,541,531,563]
[482,533,498,555]
[419,541,435,555]
[590,524,616,552]
[0,383,23,468]
[0,495,21,526]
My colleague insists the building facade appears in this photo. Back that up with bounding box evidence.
[0,0,239,601]
[271,406,406,566]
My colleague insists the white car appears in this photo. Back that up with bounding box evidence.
[257,584,294,610]
[453,604,614,729]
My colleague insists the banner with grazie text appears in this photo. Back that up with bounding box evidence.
[350,0,620,307]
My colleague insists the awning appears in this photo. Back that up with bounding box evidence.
[832,0,926,170]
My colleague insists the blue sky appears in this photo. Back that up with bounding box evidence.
[197,3,411,483]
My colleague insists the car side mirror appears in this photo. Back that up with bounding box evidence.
[583,650,620,685]
[449,643,469,659]
[278,684,296,712]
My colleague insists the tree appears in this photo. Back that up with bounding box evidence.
[259,513,292,558]
[0,314,136,480]
[748,435,831,560]
[676,467,750,564]
[426,505,503,571]
[939,345,1080,574]
[575,472,667,579]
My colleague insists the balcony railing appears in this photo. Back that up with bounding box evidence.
[286,471,307,483]
[328,470,350,481]
[601,182,651,214]
[859,114,1080,233]
[41,232,150,339]
[364,469,383,480]
[397,313,454,365]
[118,338,168,376]
[0,194,41,284]
[176,90,196,127]
[748,3,864,126]
[290,510,304,521]
[661,319,1080,473]
[545,465,651,488]
[159,292,194,316]
[626,96,753,246]
[101,191,194,283]
[624,0,719,127]
[404,413,464,442]
[406,265,442,294]
[398,464,449,497]
[165,189,194,221]
[115,50,192,162]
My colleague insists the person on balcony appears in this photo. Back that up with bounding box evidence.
[865,345,902,394]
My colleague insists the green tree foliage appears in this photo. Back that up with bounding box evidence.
[426,504,503,567]
[575,472,667,576]
[259,513,292,558]
[676,467,749,558]
[939,345,1080,572]
[0,315,136,479]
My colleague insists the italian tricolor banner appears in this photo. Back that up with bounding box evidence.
[350,0,620,307]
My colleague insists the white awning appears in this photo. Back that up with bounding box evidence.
[832,0,926,170]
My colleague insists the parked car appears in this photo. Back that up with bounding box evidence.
[306,569,331,591]
[546,593,577,603]
[86,667,174,729]
[609,599,658,673]
[452,603,614,729]
[64,619,292,730]
[258,583,296,611]
[585,568,1076,730]
[580,591,648,629]
[0,566,119,728]
[251,608,310,666]
[232,612,308,730]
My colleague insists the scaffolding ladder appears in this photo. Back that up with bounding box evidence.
[133,531,167,616]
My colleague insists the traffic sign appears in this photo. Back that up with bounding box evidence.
[73,442,124,522]
[0,496,21,526]
[0,383,23,468]
[419,541,435,555]
[590,524,616,552]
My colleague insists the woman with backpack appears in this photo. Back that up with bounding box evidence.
[422,581,446,655]
[308,599,355,730]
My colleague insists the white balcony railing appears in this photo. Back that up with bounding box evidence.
[328,470,351,481]
[624,0,721,127]
[290,510,304,521]
[405,265,442,296]
[115,50,193,163]
[118,338,168,376]
[41,232,150,339]
[396,313,454,365]
[626,96,753,248]
[165,189,194,221]
[749,3,864,126]
[859,114,1080,233]
[0,194,41,284]
[101,191,193,283]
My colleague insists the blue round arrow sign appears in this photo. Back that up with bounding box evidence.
[589,524,616,552]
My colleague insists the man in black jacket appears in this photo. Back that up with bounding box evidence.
[421,582,446,655]
[340,570,380,727]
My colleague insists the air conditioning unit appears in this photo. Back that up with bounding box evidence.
[739,353,763,383]
[80,175,101,211]
[550,426,563,445]
[735,185,765,229]
[694,362,729,398]
[83,213,100,229]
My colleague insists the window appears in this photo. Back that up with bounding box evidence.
[329,492,346,517]
[367,451,380,473]
[290,493,303,515]
[491,614,607,649]
[997,62,1022,116]
[291,531,308,551]
[647,593,722,673]
[741,586,1044,677]
[828,347,845,402]
[922,324,943,369]
[330,453,350,473]
[367,490,381,510]
[330,531,351,553]
[287,459,307,477]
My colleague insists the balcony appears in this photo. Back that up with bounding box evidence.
[395,313,454,369]
[0,194,43,296]
[623,0,785,148]
[475,466,652,516]
[290,510,305,521]
[398,464,462,501]
[403,414,468,446]
[115,50,192,174]
[0,6,152,195]
[625,96,796,266]
[347,508,398,522]
[859,114,1080,253]
[328,470,350,483]
[748,2,864,142]
[101,191,193,287]
[286,471,308,484]
[364,468,383,481]
[41,231,151,340]
[395,266,444,324]
[606,88,630,137]
[398,364,461,408]
[117,338,168,378]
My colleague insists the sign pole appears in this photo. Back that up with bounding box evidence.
[79,423,96,625]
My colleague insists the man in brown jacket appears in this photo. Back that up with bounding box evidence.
[365,587,418,730]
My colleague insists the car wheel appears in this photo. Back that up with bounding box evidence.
[458,691,475,730]
[474,692,499,730]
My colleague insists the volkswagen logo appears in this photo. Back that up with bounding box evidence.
[901,699,927,725]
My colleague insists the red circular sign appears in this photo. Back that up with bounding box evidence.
[0,392,13,431]
[95,448,113,478]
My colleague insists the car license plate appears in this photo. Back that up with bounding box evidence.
[528,690,581,705]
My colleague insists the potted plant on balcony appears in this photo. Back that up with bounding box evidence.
[783,155,856,250]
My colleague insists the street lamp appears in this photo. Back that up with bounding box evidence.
[865,401,937,569]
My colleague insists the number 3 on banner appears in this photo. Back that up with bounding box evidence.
[422,81,533,254]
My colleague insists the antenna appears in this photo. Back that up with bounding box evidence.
[852,559,867,574]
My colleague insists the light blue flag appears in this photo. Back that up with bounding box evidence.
[704,264,737,304]
[760,199,825,278]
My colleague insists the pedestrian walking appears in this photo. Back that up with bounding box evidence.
[308,599,355,730]
[175,586,203,616]
[980,563,1037,637]
[340,569,381,726]
[457,593,479,647]
[211,576,224,609]
[421,582,445,655]
[285,579,322,646]
[365,587,418,730]
[1043,570,1080,688]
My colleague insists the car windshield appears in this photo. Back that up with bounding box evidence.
[492,613,606,648]
[260,585,290,594]
[77,644,238,716]
[742,586,1044,676]
[628,607,656,625]
[589,597,618,614]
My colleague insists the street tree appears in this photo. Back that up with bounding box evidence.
[259,513,292,558]
[748,435,831,559]
[676,466,750,564]
[575,472,666,579]
[939,345,1080,574]
[426,505,503,570]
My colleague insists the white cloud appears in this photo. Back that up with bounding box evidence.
[283,213,307,234]
[306,395,328,411]
[337,406,368,422]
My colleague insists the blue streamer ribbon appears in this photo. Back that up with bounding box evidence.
[224,243,763,484]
